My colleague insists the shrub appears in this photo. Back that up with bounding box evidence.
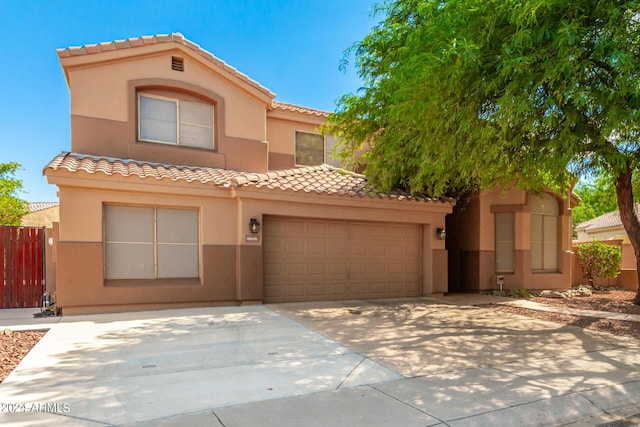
[576,240,622,287]
[511,288,532,298]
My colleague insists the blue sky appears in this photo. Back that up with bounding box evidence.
[0,0,377,202]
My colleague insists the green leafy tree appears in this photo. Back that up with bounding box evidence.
[0,162,29,226]
[573,173,640,227]
[327,0,640,303]
[573,175,619,227]
[577,241,622,287]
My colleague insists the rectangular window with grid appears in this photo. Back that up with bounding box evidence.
[138,93,213,149]
[104,205,199,280]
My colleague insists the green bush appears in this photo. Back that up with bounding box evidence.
[511,288,532,298]
[576,240,622,286]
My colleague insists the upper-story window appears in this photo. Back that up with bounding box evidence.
[295,131,341,167]
[138,93,214,149]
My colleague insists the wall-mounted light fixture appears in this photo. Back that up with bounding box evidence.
[249,217,261,234]
[436,227,446,240]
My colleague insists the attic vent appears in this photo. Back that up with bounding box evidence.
[171,56,184,72]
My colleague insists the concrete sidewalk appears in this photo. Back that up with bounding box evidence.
[1,298,640,426]
[0,307,62,331]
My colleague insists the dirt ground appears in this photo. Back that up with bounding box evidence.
[491,289,640,341]
[0,330,46,384]
[1,289,639,384]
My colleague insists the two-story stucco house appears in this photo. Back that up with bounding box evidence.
[45,33,455,314]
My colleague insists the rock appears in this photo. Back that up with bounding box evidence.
[575,286,592,297]
[539,290,564,299]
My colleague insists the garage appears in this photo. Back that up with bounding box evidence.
[263,216,423,303]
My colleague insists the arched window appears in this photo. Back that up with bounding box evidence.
[530,193,558,271]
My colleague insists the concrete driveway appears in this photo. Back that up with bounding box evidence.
[1,297,639,426]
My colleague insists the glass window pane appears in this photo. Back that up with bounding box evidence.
[496,242,515,271]
[530,214,542,244]
[530,242,542,270]
[105,206,153,243]
[543,242,558,270]
[296,132,324,166]
[495,213,514,271]
[157,209,198,244]
[543,215,557,243]
[139,95,177,143]
[180,101,213,127]
[105,242,154,279]
[325,134,342,168]
[157,244,199,278]
[179,123,213,149]
[530,193,558,215]
[495,213,514,241]
[141,118,177,143]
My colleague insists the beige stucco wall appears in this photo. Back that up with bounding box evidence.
[47,167,452,314]
[21,207,59,228]
[449,186,574,291]
[266,109,331,170]
[52,39,452,313]
[66,46,267,142]
[577,227,625,242]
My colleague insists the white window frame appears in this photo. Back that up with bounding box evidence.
[295,130,342,167]
[530,194,559,272]
[138,93,214,149]
[104,205,200,280]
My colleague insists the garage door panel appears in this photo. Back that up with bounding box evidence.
[308,284,329,297]
[308,263,327,275]
[370,244,385,256]
[308,241,327,255]
[349,242,367,256]
[263,217,423,303]
[369,263,386,274]
[286,263,305,275]
[329,240,348,255]
[307,221,328,236]
[284,220,305,235]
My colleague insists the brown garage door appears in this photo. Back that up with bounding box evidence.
[263,216,423,303]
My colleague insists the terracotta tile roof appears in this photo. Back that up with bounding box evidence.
[270,101,329,118]
[230,165,450,203]
[28,202,59,213]
[56,33,275,99]
[44,152,240,187]
[45,153,452,205]
[576,204,640,231]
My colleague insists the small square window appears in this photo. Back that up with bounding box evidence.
[295,131,324,166]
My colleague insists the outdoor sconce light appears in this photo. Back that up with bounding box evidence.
[436,227,446,240]
[249,217,261,234]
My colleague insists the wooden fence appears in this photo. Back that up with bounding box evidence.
[0,226,45,308]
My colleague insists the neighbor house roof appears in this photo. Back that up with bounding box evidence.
[28,202,59,213]
[576,204,640,232]
[270,101,329,118]
[45,152,452,205]
[56,33,275,99]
